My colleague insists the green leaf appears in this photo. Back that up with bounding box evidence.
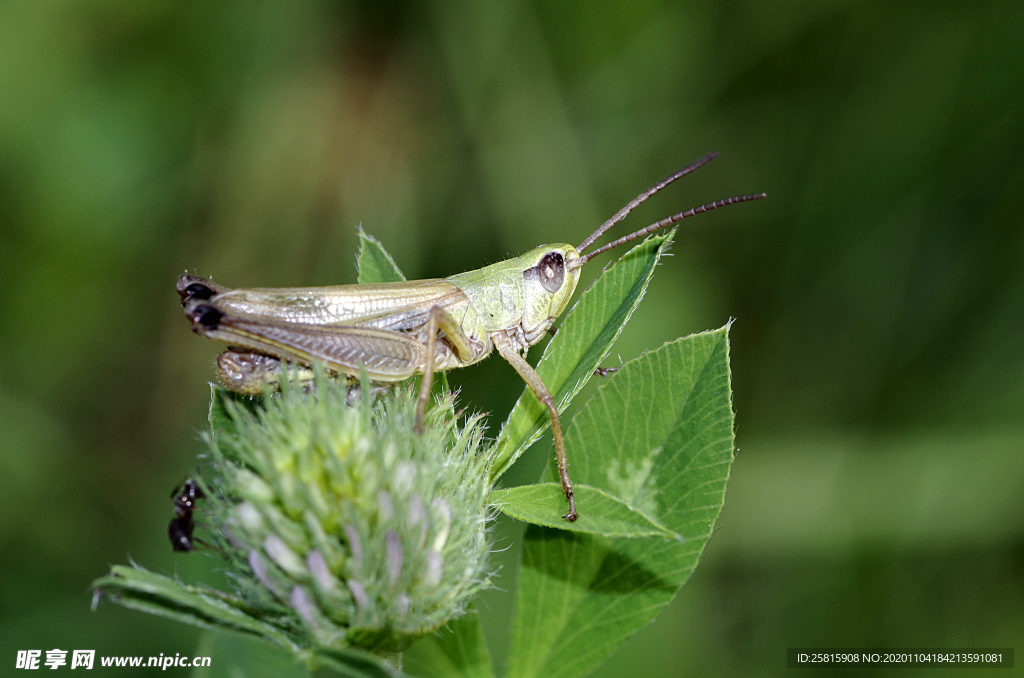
[357,226,406,284]
[189,630,409,678]
[489,484,679,539]
[403,608,494,678]
[490,231,675,481]
[312,647,409,678]
[97,569,407,677]
[193,630,310,678]
[506,327,735,678]
[93,565,297,650]
[209,385,234,435]
[209,384,262,436]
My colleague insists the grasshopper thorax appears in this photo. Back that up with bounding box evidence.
[445,244,581,348]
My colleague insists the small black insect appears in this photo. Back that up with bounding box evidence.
[168,479,205,552]
[172,479,205,515]
[168,516,196,552]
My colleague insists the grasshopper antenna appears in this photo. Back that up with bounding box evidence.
[577,151,720,253]
[572,192,767,267]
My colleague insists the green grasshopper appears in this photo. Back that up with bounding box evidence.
[178,152,764,521]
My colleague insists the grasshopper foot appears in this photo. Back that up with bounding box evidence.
[563,490,577,522]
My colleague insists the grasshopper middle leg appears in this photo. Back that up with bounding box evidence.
[414,305,475,434]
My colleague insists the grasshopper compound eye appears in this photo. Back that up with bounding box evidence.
[537,251,566,293]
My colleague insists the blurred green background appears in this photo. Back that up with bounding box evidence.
[2,0,1022,675]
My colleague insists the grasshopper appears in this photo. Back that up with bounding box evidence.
[178,152,764,521]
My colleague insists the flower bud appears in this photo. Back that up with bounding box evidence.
[199,376,491,653]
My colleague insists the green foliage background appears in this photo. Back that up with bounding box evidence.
[1,0,1022,675]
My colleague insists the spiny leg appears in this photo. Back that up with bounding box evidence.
[492,333,577,522]
[414,305,474,434]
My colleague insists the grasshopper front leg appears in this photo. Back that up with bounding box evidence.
[491,333,577,522]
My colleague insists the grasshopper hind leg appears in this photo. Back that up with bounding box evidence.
[216,349,389,403]
[216,350,315,395]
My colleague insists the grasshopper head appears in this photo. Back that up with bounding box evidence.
[519,244,581,342]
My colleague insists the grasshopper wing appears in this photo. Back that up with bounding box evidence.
[185,300,425,381]
[177,275,465,330]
